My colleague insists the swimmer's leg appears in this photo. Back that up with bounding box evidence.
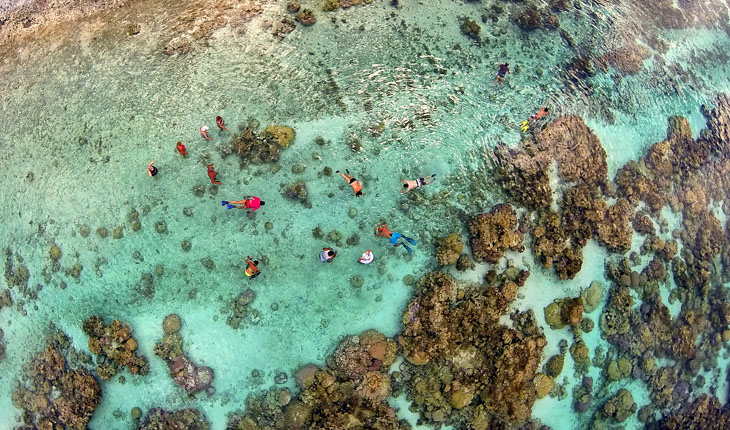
[401,243,413,253]
[221,201,229,206]
[403,236,417,245]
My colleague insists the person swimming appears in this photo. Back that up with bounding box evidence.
[336,169,364,197]
[146,160,158,177]
[319,248,338,262]
[374,221,417,253]
[176,141,187,156]
[207,163,221,185]
[244,256,261,279]
[216,116,229,131]
[400,174,437,194]
[200,125,212,140]
[495,62,510,86]
[358,250,374,264]
[222,196,265,212]
[521,107,549,132]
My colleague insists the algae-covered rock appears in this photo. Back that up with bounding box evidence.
[582,281,604,313]
[534,373,554,398]
[570,340,589,363]
[435,233,463,265]
[602,388,636,423]
[545,354,564,377]
[264,125,295,148]
[50,244,61,261]
[544,302,565,329]
[163,314,182,333]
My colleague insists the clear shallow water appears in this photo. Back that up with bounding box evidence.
[1,0,730,429]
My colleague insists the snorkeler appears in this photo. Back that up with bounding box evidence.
[245,256,261,279]
[336,169,364,197]
[207,163,221,185]
[374,221,417,253]
[176,141,188,156]
[358,250,374,264]
[400,174,437,194]
[521,107,549,132]
[216,116,229,131]
[495,62,510,86]
[200,125,212,140]
[222,196,265,212]
[146,160,158,177]
[319,248,338,262]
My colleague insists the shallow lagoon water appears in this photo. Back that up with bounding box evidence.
[1,0,730,429]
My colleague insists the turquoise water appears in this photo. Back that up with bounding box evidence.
[1,0,730,429]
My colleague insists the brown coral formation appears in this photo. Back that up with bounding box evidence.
[139,407,210,430]
[468,203,523,263]
[227,329,402,430]
[226,122,295,165]
[652,395,730,429]
[435,233,463,265]
[12,334,101,430]
[398,271,545,427]
[82,315,149,380]
[154,316,214,395]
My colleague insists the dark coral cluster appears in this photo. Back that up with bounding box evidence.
[82,315,149,380]
[224,122,295,166]
[12,333,101,430]
[227,329,403,430]
[396,271,545,428]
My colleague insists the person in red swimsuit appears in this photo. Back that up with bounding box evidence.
[216,116,229,131]
[176,141,188,156]
[222,196,265,212]
[207,164,221,185]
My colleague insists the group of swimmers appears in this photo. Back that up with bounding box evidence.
[146,116,439,280]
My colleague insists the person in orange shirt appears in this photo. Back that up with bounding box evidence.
[244,256,261,279]
[207,164,221,185]
[336,169,364,197]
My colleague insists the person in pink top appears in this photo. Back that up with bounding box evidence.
[222,197,265,212]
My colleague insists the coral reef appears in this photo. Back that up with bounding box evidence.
[283,180,310,207]
[600,389,636,423]
[458,16,480,41]
[435,233,463,265]
[226,123,295,165]
[227,288,259,329]
[468,203,523,263]
[398,271,545,427]
[83,315,149,380]
[227,329,403,430]
[12,333,101,429]
[138,408,210,430]
[651,395,730,429]
[154,316,214,395]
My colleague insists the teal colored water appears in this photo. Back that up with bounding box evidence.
[1,0,730,429]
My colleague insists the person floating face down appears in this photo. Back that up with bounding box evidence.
[222,196,265,212]
[336,169,364,197]
[245,256,261,279]
[374,222,418,253]
[176,141,187,156]
[319,248,337,262]
[400,174,437,194]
